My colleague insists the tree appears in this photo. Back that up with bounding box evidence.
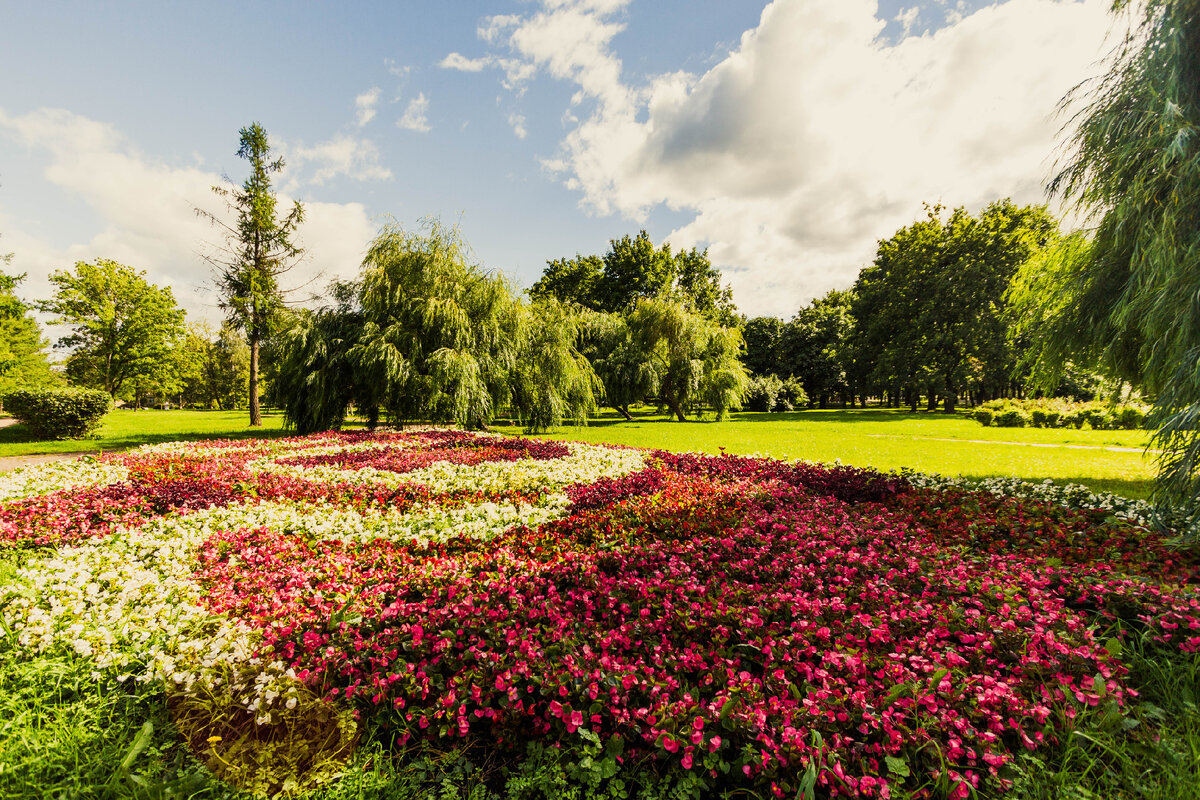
[1016,0,1200,533]
[0,249,56,395]
[38,259,185,399]
[851,201,1057,411]
[623,296,749,421]
[200,122,304,427]
[274,221,599,434]
[740,316,786,377]
[779,290,856,408]
[532,231,738,322]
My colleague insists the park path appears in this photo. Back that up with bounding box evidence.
[0,417,104,473]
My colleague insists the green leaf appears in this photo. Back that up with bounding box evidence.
[885,755,911,778]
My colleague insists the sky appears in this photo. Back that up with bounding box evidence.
[0,0,1120,334]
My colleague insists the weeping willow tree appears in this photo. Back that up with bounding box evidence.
[1011,0,1200,534]
[273,282,377,434]
[349,220,524,430]
[276,220,598,433]
[509,298,601,431]
[624,296,749,421]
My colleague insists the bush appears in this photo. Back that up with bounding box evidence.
[994,409,1028,428]
[2,387,111,439]
[969,398,1149,431]
[742,375,782,412]
[779,377,808,411]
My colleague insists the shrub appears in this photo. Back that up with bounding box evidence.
[1,387,112,439]
[778,377,808,411]
[1117,406,1146,429]
[739,376,796,412]
[1030,409,1049,428]
[994,409,1028,427]
[972,408,994,426]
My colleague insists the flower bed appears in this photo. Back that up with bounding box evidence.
[1,431,1197,798]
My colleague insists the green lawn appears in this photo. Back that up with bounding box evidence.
[0,409,291,458]
[528,407,1157,499]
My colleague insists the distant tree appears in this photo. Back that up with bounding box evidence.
[199,122,304,427]
[1017,0,1200,532]
[276,222,598,433]
[38,259,185,399]
[274,283,369,433]
[624,296,748,421]
[851,201,1056,411]
[740,316,786,377]
[780,290,856,408]
[351,220,525,430]
[510,298,601,431]
[533,231,738,323]
[0,251,56,395]
[528,254,603,310]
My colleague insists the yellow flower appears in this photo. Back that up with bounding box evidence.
[206,735,223,744]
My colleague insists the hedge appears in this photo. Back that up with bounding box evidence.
[969,398,1148,430]
[2,387,112,439]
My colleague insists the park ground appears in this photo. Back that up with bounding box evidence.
[0,406,1155,499]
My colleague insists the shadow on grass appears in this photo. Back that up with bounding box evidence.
[0,417,294,455]
[729,408,957,424]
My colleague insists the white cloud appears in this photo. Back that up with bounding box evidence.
[895,6,920,36]
[466,0,1115,317]
[398,93,431,132]
[282,133,393,187]
[0,108,377,330]
[508,112,528,139]
[354,86,381,126]
[440,52,489,72]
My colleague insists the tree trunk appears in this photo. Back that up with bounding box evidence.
[943,394,956,413]
[665,397,687,422]
[249,332,262,427]
[926,392,937,412]
[614,405,633,421]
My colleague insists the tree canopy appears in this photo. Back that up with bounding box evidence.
[530,230,737,324]
[850,200,1057,411]
[37,259,184,400]
[0,251,55,395]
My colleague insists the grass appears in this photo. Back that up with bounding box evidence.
[528,407,1157,499]
[0,409,291,458]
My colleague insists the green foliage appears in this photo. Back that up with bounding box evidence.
[274,293,369,435]
[739,316,785,377]
[624,296,749,421]
[973,399,1150,430]
[1032,0,1200,534]
[742,374,784,412]
[202,122,304,427]
[510,299,600,432]
[36,259,185,399]
[852,201,1058,409]
[2,387,112,439]
[531,231,737,324]
[352,220,523,430]
[0,268,55,396]
[779,289,855,408]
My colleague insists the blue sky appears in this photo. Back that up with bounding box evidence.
[0,0,1115,328]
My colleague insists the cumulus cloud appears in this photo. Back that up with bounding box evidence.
[354,86,381,126]
[463,0,1115,317]
[440,52,489,72]
[398,93,431,132]
[0,108,377,330]
[508,112,528,140]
